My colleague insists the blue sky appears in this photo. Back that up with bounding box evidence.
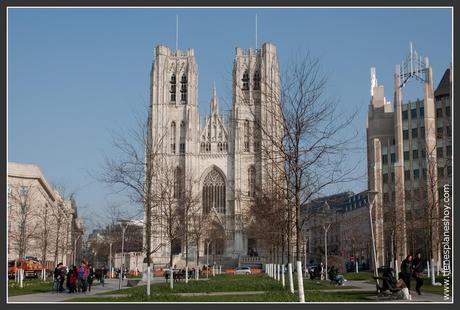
[8,8,452,231]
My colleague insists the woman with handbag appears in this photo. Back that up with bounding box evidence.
[412,253,424,295]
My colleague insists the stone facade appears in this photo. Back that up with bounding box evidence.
[7,162,82,268]
[367,45,452,268]
[146,42,282,266]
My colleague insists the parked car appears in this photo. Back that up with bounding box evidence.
[235,267,251,274]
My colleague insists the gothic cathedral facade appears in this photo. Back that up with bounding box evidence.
[146,42,282,265]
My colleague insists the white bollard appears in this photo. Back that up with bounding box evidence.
[355,261,359,273]
[19,269,24,288]
[395,259,399,277]
[147,266,151,296]
[219,265,222,275]
[196,267,199,280]
[278,264,281,281]
[212,265,215,276]
[281,265,285,287]
[185,266,189,284]
[288,263,294,294]
[170,268,174,289]
[431,258,436,285]
[111,267,114,279]
[269,264,272,277]
[297,261,305,302]
[427,260,430,277]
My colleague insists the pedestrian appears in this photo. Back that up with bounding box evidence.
[101,265,106,287]
[400,255,413,291]
[54,263,65,293]
[77,261,89,293]
[87,265,94,292]
[412,253,424,295]
[67,266,77,293]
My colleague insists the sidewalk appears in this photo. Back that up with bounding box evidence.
[8,278,161,303]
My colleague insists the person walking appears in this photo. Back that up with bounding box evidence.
[87,265,94,292]
[412,253,424,295]
[400,255,413,291]
[66,266,77,293]
[77,261,89,293]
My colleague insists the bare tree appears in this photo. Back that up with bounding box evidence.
[99,107,166,270]
[240,52,360,262]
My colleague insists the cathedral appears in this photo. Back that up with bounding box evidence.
[146,42,283,266]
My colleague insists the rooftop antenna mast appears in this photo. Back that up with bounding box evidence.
[255,14,258,49]
[176,15,179,52]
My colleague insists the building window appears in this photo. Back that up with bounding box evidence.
[170,74,176,102]
[404,151,409,161]
[419,107,424,117]
[445,106,451,117]
[206,142,211,152]
[390,153,396,163]
[403,130,409,140]
[437,147,443,158]
[180,74,187,103]
[174,167,182,199]
[243,120,250,152]
[402,110,408,120]
[437,127,443,138]
[412,150,418,159]
[180,121,186,154]
[242,70,249,90]
[436,108,443,118]
[412,128,418,138]
[382,174,388,183]
[248,166,256,197]
[446,145,452,156]
[411,109,417,119]
[200,142,206,152]
[438,167,444,178]
[382,154,388,164]
[202,168,226,214]
[253,71,261,90]
[218,142,223,152]
[446,125,452,137]
[223,142,228,152]
[413,169,420,179]
[170,121,176,153]
[404,170,411,180]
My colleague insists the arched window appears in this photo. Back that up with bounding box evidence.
[174,167,182,199]
[218,142,223,152]
[223,142,228,152]
[202,168,226,214]
[206,142,211,152]
[248,166,256,197]
[242,70,249,90]
[200,142,206,152]
[180,121,186,154]
[253,70,261,90]
[243,120,250,152]
[170,74,176,102]
[180,74,187,103]
[170,122,176,153]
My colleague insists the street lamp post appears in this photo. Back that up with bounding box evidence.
[109,242,113,278]
[118,220,129,290]
[323,223,331,280]
[365,190,379,284]
[206,240,211,279]
[74,234,82,266]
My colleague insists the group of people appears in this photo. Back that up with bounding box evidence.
[400,253,425,295]
[54,261,105,294]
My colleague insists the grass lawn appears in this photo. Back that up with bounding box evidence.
[8,279,54,296]
[66,291,374,302]
[344,272,375,281]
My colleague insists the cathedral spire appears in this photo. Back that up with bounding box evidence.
[210,82,218,116]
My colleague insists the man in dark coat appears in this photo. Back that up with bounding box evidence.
[412,253,424,295]
[400,255,413,291]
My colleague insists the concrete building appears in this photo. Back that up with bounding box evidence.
[146,42,283,266]
[7,162,84,268]
[302,191,372,268]
[367,43,452,269]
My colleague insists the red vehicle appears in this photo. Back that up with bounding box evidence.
[8,257,49,279]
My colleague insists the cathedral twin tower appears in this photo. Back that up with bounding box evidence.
[147,42,282,264]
